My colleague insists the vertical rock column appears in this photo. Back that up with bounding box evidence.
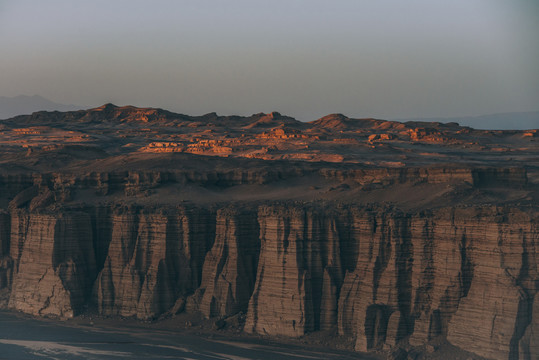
[0,211,12,292]
[245,205,315,337]
[198,207,260,318]
[519,295,539,360]
[318,210,345,331]
[94,206,215,319]
[337,208,412,352]
[446,209,538,360]
[408,210,471,346]
[9,209,29,273]
[243,205,346,336]
[8,212,96,317]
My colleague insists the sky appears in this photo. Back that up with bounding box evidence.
[0,0,538,121]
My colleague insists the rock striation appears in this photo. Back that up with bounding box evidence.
[8,212,95,317]
[93,206,215,319]
[198,207,259,318]
[0,204,536,360]
[0,104,538,360]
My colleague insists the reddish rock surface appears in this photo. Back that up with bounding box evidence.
[0,105,537,360]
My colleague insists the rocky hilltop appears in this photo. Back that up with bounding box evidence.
[0,105,537,360]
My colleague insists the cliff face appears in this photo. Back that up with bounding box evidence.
[0,204,536,360]
[1,103,538,360]
[244,206,345,336]
[8,212,95,317]
[93,207,215,319]
[0,166,526,201]
[336,208,538,360]
[198,208,259,318]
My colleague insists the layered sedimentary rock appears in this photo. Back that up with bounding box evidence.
[0,204,536,360]
[244,206,345,336]
[244,206,316,337]
[93,206,215,319]
[445,210,538,360]
[518,295,539,360]
[8,212,95,317]
[198,207,259,318]
[0,103,538,360]
[0,166,527,204]
[0,211,12,294]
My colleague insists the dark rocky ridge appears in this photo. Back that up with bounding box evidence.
[0,105,538,360]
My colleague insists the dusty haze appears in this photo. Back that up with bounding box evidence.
[1,0,538,122]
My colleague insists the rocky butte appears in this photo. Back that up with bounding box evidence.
[0,104,537,360]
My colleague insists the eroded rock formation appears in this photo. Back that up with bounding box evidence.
[0,105,538,359]
[0,204,536,359]
[8,212,95,317]
[93,207,215,319]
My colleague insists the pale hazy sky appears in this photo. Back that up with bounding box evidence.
[1,0,538,120]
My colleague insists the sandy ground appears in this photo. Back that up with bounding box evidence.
[0,309,490,360]
[0,310,377,360]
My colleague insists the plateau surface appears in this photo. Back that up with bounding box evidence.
[0,105,537,360]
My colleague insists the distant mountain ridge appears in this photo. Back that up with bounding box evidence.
[395,111,539,130]
[0,95,83,119]
[2,96,537,130]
